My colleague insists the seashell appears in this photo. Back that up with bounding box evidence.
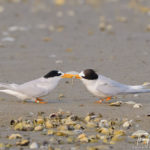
[29,142,39,149]
[133,103,143,108]
[88,135,98,143]
[94,118,101,123]
[8,133,22,140]
[34,125,43,131]
[99,22,106,31]
[108,121,116,126]
[10,120,18,125]
[98,128,113,135]
[111,134,125,142]
[13,120,34,131]
[34,118,44,125]
[14,122,24,131]
[47,129,54,135]
[45,120,53,129]
[16,139,30,146]
[131,130,149,138]
[122,120,132,129]
[86,122,96,128]
[77,133,89,142]
[74,124,84,130]
[66,137,75,144]
[99,120,109,128]
[109,101,122,106]
[114,130,125,136]
[57,125,68,131]
[84,116,91,122]
[23,123,34,131]
[61,117,76,125]
[55,130,72,136]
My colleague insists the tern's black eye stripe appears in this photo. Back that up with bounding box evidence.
[44,70,61,78]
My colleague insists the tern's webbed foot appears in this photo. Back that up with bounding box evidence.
[94,97,112,104]
[35,98,47,104]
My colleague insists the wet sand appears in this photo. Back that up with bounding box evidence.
[0,0,150,149]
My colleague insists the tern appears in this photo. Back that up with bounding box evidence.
[0,70,74,104]
[73,69,150,103]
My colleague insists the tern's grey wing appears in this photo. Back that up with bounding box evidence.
[16,78,49,98]
[96,75,129,96]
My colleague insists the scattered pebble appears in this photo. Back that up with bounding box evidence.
[122,120,132,129]
[8,133,22,140]
[109,101,122,106]
[16,139,30,146]
[29,142,39,149]
[99,120,109,128]
[99,22,106,31]
[133,103,143,108]
[8,110,149,148]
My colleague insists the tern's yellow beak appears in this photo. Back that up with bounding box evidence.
[74,74,81,79]
[61,74,75,78]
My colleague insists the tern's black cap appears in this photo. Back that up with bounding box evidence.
[82,69,98,80]
[44,70,62,78]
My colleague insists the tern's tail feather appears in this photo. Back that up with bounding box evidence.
[0,83,18,90]
[126,85,150,94]
[0,89,28,100]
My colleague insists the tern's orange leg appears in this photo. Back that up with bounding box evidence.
[105,97,112,101]
[35,98,47,104]
[95,97,112,104]
[36,98,44,101]
[95,99,104,104]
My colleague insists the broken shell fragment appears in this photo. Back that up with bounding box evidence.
[122,120,132,129]
[34,125,44,131]
[99,120,109,128]
[109,101,122,106]
[98,128,113,135]
[29,142,39,149]
[16,139,30,146]
[8,134,22,140]
[133,103,143,108]
[45,120,53,129]
[77,133,89,142]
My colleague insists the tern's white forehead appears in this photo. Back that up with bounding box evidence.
[79,71,85,77]
[58,71,63,75]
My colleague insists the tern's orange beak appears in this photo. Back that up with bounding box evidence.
[74,74,81,79]
[61,74,75,78]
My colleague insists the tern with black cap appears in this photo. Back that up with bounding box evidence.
[0,70,74,104]
[73,69,150,103]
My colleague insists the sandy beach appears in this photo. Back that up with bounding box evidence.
[0,0,150,149]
